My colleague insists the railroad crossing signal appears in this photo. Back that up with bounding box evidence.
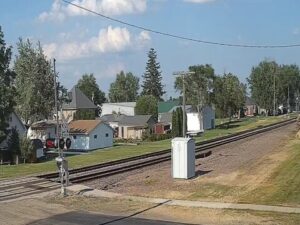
[58,137,72,150]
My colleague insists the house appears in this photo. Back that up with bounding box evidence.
[118,115,156,139]
[155,113,173,134]
[101,102,136,116]
[244,97,258,117]
[187,106,215,135]
[27,120,58,141]
[0,112,27,150]
[61,86,97,122]
[69,120,113,151]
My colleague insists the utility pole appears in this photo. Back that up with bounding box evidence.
[288,85,290,114]
[273,65,276,116]
[173,71,195,137]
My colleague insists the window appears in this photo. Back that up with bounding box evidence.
[106,133,109,137]
[94,134,97,139]
[73,135,77,139]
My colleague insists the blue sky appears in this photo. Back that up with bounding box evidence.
[1,0,300,99]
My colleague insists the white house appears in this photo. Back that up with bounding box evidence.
[101,102,136,116]
[27,120,58,141]
[187,106,215,134]
[0,112,27,150]
[68,120,114,151]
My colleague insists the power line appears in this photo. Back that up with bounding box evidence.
[62,0,300,49]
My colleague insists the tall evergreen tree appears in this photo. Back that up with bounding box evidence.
[141,48,165,100]
[0,26,16,143]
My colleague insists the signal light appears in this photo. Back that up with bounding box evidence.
[66,138,71,149]
[59,138,65,150]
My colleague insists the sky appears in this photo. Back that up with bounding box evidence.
[1,0,300,99]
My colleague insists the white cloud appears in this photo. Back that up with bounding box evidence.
[183,0,215,3]
[43,26,151,61]
[39,0,146,22]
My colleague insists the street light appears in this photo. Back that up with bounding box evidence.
[173,71,195,137]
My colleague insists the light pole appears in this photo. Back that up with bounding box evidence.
[173,71,195,137]
[273,65,276,116]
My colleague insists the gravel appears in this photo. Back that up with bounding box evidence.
[83,123,297,198]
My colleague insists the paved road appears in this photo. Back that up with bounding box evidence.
[27,211,192,225]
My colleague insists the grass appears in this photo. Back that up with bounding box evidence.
[240,139,300,206]
[0,115,292,179]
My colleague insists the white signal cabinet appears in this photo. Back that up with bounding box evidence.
[171,138,195,179]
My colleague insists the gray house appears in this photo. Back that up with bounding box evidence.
[61,86,97,122]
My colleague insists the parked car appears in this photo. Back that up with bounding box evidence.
[45,138,56,149]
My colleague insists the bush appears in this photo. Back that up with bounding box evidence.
[142,133,172,142]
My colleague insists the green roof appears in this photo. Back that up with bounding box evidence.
[158,100,180,113]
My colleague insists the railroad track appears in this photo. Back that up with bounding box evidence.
[37,118,296,184]
[0,177,60,202]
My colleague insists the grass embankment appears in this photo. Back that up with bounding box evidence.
[240,139,300,206]
[0,115,291,179]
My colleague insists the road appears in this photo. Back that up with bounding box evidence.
[27,211,191,225]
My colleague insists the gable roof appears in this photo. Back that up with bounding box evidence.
[100,114,125,123]
[119,115,153,127]
[69,120,105,134]
[158,113,173,124]
[158,101,180,113]
[102,102,136,108]
[245,96,256,106]
[63,86,97,110]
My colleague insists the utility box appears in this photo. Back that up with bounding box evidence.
[171,138,195,179]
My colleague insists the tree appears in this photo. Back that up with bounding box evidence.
[141,48,165,100]
[76,73,106,105]
[175,64,215,131]
[214,73,246,125]
[135,95,158,117]
[247,60,279,114]
[109,71,139,102]
[14,39,54,125]
[171,110,178,137]
[7,128,21,164]
[0,26,16,143]
[20,136,34,163]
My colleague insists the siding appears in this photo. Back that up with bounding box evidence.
[70,123,113,151]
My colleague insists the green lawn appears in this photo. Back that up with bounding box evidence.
[240,139,300,206]
[0,115,293,179]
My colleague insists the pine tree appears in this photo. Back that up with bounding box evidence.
[141,48,165,100]
[171,110,178,137]
[0,26,16,143]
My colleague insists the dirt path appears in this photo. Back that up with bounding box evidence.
[84,124,297,202]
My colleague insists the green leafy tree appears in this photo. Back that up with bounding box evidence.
[277,64,300,110]
[20,136,35,163]
[109,71,139,102]
[175,64,215,130]
[73,109,96,120]
[247,60,279,114]
[76,73,106,105]
[0,26,16,143]
[14,39,54,125]
[135,95,158,117]
[214,73,246,126]
[141,48,165,100]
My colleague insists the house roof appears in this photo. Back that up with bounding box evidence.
[102,102,136,108]
[158,101,180,113]
[100,114,125,123]
[119,115,153,127]
[69,120,103,134]
[31,120,58,129]
[63,86,97,110]
[158,113,173,124]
